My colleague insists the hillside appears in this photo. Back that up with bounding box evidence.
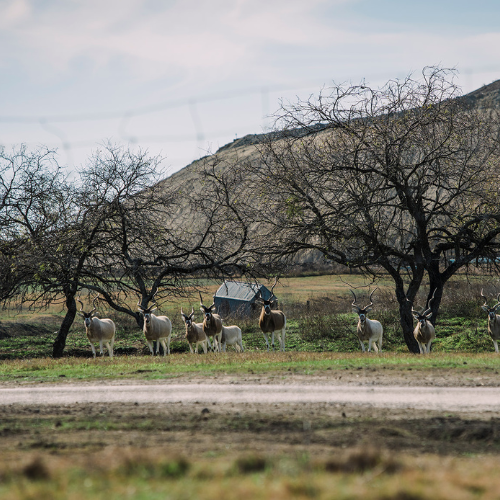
[157,79,500,269]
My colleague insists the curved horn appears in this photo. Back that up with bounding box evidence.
[350,289,358,306]
[481,288,489,308]
[366,287,378,309]
[77,297,84,312]
[150,289,159,307]
[91,294,99,313]
[199,291,204,306]
[492,292,500,311]
[422,289,436,316]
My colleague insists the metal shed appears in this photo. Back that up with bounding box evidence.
[213,281,276,317]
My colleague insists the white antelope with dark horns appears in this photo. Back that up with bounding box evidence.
[351,288,383,353]
[137,291,172,356]
[480,289,500,353]
[199,292,223,352]
[257,278,286,352]
[411,290,436,354]
[77,295,116,358]
[181,307,208,354]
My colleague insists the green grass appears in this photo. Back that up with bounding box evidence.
[1,352,500,383]
[1,309,496,361]
[1,274,498,361]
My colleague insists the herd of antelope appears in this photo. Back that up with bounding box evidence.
[77,283,500,358]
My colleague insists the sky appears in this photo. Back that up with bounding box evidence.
[1,0,500,178]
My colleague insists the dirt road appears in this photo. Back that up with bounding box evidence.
[2,382,500,413]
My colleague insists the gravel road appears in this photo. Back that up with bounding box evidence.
[1,383,499,412]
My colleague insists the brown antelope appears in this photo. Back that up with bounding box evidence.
[77,295,115,358]
[181,307,208,354]
[480,289,500,353]
[199,292,223,352]
[257,278,286,352]
[351,288,383,353]
[137,291,172,356]
[411,290,436,354]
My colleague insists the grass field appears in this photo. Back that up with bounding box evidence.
[2,274,500,499]
[1,351,500,500]
[1,351,500,383]
[0,273,498,360]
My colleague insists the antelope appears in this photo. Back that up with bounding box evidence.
[77,295,115,358]
[351,288,383,353]
[199,292,223,352]
[220,325,244,352]
[181,307,208,354]
[257,278,286,352]
[411,290,436,354]
[480,289,500,353]
[137,292,172,356]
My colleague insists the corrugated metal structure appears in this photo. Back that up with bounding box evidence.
[213,281,276,317]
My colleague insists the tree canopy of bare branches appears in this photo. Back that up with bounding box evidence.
[1,143,262,357]
[253,67,500,351]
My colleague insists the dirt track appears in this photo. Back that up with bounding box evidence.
[2,372,500,462]
[1,382,500,413]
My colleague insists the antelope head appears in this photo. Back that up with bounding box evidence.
[256,278,279,315]
[137,290,158,325]
[199,292,216,321]
[481,289,500,320]
[411,289,436,327]
[351,288,377,323]
[181,307,195,327]
[77,294,99,327]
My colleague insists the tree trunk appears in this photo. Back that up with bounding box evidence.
[395,285,420,353]
[52,294,77,358]
[427,272,444,327]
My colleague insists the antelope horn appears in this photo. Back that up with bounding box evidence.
[350,289,358,306]
[422,289,436,317]
[77,297,84,312]
[199,291,204,306]
[492,292,500,311]
[150,289,159,306]
[481,288,489,308]
[366,287,378,309]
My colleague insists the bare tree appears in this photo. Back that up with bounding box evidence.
[252,67,500,352]
[1,142,264,357]
[74,144,264,340]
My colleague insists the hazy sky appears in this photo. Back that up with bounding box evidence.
[1,0,499,176]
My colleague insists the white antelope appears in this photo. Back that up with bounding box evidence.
[77,295,115,358]
[257,278,286,352]
[411,290,436,354]
[220,325,244,352]
[137,293,172,356]
[351,289,383,353]
[481,289,500,353]
[199,292,223,352]
[181,307,208,354]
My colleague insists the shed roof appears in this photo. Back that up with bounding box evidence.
[214,281,272,301]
